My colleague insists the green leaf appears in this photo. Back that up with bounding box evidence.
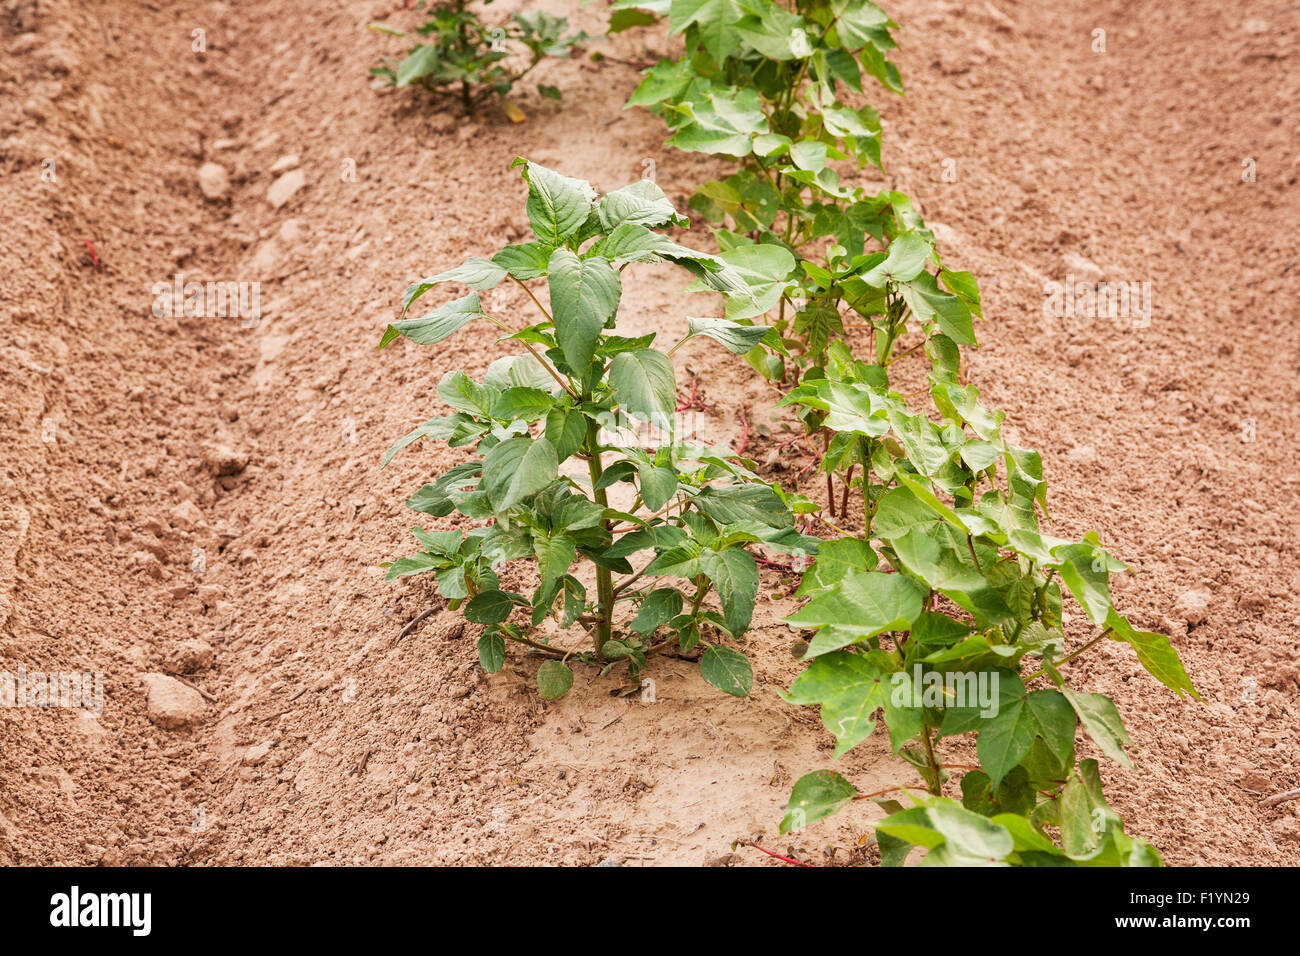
[423,257,507,292]
[534,533,576,595]
[1106,610,1199,698]
[548,249,621,373]
[598,178,683,230]
[630,587,684,634]
[626,58,694,109]
[669,0,748,62]
[783,569,925,637]
[701,547,758,636]
[492,386,556,421]
[795,538,877,596]
[437,370,497,418]
[1064,688,1135,768]
[1025,688,1078,767]
[960,768,1036,818]
[784,649,901,756]
[734,1,805,60]
[901,275,976,346]
[381,292,487,347]
[667,86,767,158]
[381,415,464,468]
[465,589,524,625]
[481,435,559,510]
[560,575,586,628]
[395,44,439,87]
[1054,542,1113,624]
[1059,759,1118,858]
[609,8,659,33]
[685,315,771,354]
[609,349,676,427]
[861,231,932,286]
[478,632,506,673]
[537,660,574,699]
[515,159,597,245]
[780,770,856,835]
[637,463,678,511]
[915,800,1014,866]
[492,241,554,280]
[410,527,462,557]
[693,483,792,528]
[383,552,446,580]
[544,406,587,460]
[830,0,892,50]
[716,244,796,320]
[699,644,752,697]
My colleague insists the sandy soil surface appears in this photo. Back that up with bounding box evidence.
[1,0,1297,866]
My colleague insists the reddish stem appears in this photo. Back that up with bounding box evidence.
[676,375,698,412]
[739,841,815,867]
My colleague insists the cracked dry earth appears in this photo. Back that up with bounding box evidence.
[1,0,1297,866]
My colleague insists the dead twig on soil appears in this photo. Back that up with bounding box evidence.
[162,669,218,703]
[1262,787,1300,808]
[394,607,437,644]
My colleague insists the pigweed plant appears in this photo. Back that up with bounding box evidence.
[381,159,813,699]
[370,1,589,113]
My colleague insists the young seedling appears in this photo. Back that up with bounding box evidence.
[381,159,816,699]
[370,1,589,115]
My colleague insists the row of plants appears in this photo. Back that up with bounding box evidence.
[377,1,1197,866]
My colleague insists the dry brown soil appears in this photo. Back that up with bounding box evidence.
[1,0,1297,865]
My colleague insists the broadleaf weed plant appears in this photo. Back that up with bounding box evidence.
[381,159,815,700]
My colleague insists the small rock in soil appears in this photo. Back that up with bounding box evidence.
[243,743,272,766]
[1238,591,1269,613]
[143,674,205,730]
[169,639,214,674]
[267,168,305,209]
[204,444,248,476]
[197,162,229,199]
[1173,589,1211,626]
[269,153,299,173]
[169,499,206,531]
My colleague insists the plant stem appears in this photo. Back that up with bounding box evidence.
[920,724,942,796]
[585,417,613,659]
[1022,628,1113,683]
[810,510,854,539]
[510,275,553,322]
[862,453,873,540]
[689,575,710,616]
[502,632,567,658]
[482,313,577,398]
